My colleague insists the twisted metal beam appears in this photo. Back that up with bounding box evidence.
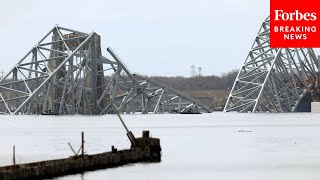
[224,17,319,113]
[0,26,211,115]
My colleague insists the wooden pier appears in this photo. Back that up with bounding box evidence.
[0,131,161,180]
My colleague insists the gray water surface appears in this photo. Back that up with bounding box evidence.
[1,113,320,180]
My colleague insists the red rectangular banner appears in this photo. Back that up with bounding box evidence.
[270,0,320,48]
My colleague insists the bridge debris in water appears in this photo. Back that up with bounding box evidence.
[0,25,211,115]
[224,16,320,113]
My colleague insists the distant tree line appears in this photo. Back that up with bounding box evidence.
[150,69,239,91]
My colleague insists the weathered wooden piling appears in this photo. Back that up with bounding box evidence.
[81,132,84,157]
[0,131,161,180]
[13,146,15,170]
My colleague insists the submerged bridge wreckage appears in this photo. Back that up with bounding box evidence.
[0,26,211,115]
[224,17,320,113]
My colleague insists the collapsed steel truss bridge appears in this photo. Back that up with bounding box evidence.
[0,26,211,115]
[224,17,320,113]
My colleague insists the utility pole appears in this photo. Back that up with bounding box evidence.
[198,67,202,77]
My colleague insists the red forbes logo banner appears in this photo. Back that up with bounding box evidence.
[270,0,320,48]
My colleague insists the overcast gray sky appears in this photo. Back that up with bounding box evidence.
[0,0,269,76]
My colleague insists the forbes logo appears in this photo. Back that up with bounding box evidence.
[274,10,317,21]
[270,0,320,48]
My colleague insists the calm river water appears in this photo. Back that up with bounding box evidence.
[1,113,320,180]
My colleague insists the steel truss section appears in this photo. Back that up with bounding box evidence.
[122,74,212,114]
[224,17,319,113]
[0,26,211,115]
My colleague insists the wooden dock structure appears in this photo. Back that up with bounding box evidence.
[0,131,161,180]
